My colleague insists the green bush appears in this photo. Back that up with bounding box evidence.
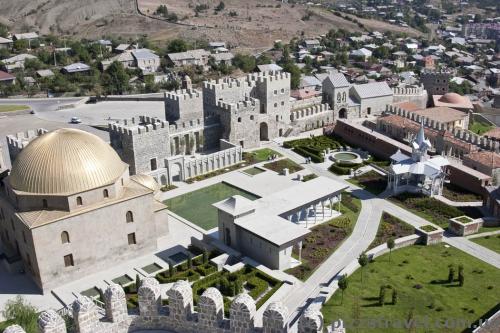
[247,276,269,299]
[329,163,351,175]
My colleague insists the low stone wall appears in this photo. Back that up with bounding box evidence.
[4,279,324,333]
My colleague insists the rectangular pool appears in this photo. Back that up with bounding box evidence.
[165,182,259,230]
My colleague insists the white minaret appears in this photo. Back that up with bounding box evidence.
[411,119,431,162]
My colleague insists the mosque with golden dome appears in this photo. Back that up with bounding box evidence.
[0,128,168,292]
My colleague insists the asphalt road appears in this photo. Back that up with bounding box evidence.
[0,97,84,113]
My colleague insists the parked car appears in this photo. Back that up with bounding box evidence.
[70,117,82,124]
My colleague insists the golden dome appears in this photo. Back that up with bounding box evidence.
[9,128,128,194]
[131,174,161,193]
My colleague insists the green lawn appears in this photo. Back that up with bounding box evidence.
[471,234,500,254]
[469,120,494,135]
[0,105,30,112]
[322,244,500,333]
[164,182,260,230]
[243,148,281,163]
[242,166,265,176]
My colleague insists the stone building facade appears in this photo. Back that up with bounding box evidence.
[0,129,168,292]
[3,280,326,333]
[420,69,451,97]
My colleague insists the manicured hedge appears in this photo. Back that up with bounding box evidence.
[328,164,351,175]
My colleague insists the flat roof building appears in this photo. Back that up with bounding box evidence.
[214,177,348,270]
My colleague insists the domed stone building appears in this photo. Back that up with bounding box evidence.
[0,128,168,292]
[432,92,473,112]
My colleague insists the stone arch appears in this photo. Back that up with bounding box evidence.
[170,162,183,182]
[260,122,269,141]
[230,294,256,330]
[263,302,288,332]
[338,108,347,119]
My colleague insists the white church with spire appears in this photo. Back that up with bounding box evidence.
[387,120,449,197]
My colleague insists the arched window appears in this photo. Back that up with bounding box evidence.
[42,199,48,209]
[76,196,83,206]
[103,189,109,198]
[342,92,347,102]
[126,211,134,223]
[238,117,242,123]
[61,231,70,244]
[250,115,254,120]
[337,92,341,103]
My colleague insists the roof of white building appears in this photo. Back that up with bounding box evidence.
[324,73,350,88]
[213,176,348,246]
[131,48,159,60]
[352,81,393,99]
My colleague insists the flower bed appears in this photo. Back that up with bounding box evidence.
[390,193,476,228]
[369,212,415,249]
[442,183,483,202]
[263,158,303,174]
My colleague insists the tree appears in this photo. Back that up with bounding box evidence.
[135,274,142,291]
[379,286,386,306]
[448,266,455,283]
[101,61,129,95]
[167,39,189,53]
[392,288,398,305]
[202,249,209,264]
[358,252,369,282]
[0,23,8,38]
[233,54,256,72]
[281,62,301,89]
[168,260,175,278]
[2,296,38,333]
[338,274,348,305]
[387,238,395,263]
[215,1,225,12]
[458,264,464,286]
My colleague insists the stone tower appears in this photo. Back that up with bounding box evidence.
[164,89,204,123]
[421,69,451,97]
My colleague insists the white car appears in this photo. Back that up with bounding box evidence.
[70,117,82,124]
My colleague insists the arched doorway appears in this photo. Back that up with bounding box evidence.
[170,163,182,182]
[259,122,269,141]
[338,108,347,119]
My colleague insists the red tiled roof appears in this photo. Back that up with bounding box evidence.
[0,70,15,81]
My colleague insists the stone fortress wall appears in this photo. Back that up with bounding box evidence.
[391,84,428,109]
[385,105,500,153]
[6,129,49,163]
[4,279,326,333]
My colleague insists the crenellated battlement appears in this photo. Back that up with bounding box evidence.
[247,70,290,84]
[10,279,324,333]
[164,89,202,102]
[291,104,331,121]
[108,116,169,137]
[392,84,425,96]
[217,97,259,112]
[386,105,499,151]
[203,76,252,92]
[6,129,48,150]
[203,71,290,92]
